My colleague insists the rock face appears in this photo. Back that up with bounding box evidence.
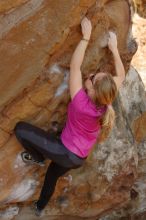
[133,0,146,18]
[1,0,145,219]
[99,67,146,220]
[131,13,146,87]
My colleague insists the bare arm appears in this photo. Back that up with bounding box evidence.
[108,32,125,90]
[70,17,92,99]
[112,48,125,89]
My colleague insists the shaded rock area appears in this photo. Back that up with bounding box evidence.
[0,0,146,220]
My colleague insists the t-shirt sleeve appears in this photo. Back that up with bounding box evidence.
[70,88,89,112]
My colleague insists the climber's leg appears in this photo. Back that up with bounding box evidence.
[14,121,45,162]
[14,121,86,215]
[36,162,71,210]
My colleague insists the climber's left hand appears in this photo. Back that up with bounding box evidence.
[108,31,118,53]
[81,17,92,41]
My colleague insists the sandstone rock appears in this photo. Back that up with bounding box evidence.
[133,112,146,142]
[131,13,146,87]
[0,0,144,220]
[0,1,29,14]
[0,128,10,148]
[97,67,146,220]
[133,0,146,18]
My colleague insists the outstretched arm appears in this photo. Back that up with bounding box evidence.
[108,32,125,90]
[69,17,92,99]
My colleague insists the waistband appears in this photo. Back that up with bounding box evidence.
[76,154,87,160]
[59,138,87,160]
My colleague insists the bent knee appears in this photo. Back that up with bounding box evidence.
[14,121,26,135]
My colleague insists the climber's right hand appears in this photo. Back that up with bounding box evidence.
[81,17,92,41]
[108,31,118,53]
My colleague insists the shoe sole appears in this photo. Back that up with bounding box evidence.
[21,152,45,167]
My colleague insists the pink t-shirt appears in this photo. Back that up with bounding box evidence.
[61,88,107,158]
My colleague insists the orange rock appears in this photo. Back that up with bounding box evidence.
[0,128,10,148]
[133,111,146,142]
[134,0,146,18]
[0,0,28,14]
[0,1,145,219]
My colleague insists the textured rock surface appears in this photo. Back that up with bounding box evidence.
[99,67,146,220]
[133,0,146,18]
[132,13,146,87]
[0,0,145,220]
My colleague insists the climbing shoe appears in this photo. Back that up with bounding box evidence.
[31,201,43,217]
[21,151,45,167]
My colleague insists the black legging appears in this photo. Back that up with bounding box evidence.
[14,121,86,210]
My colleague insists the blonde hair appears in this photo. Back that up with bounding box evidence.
[93,73,118,143]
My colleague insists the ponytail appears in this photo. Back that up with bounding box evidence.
[97,105,115,143]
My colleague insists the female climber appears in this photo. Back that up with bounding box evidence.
[14,17,125,216]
